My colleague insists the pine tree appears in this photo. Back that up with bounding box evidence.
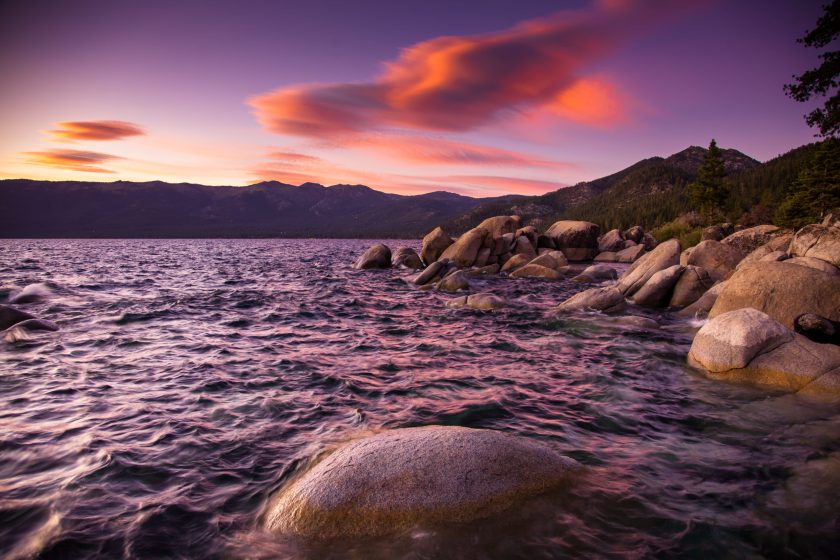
[776,138,840,227]
[689,139,728,222]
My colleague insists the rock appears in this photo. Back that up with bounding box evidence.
[0,305,36,330]
[466,264,500,277]
[414,260,447,285]
[536,235,556,249]
[735,233,794,269]
[8,283,52,304]
[512,235,537,259]
[594,252,617,262]
[623,226,645,244]
[822,209,840,228]
[684,240,743,281]
[598,229,625,253]
[787,256,840,276]
[263,426,578,538]
[439,229,486,267]
[500,254,531,273]
[616,244,645,263]
[720,224,782,257]
[436,270,470,292]
[709,261,840,328]
[354,244,392,269]
[788,224,840,268]
[421,227,454,266]
[677,281,727,318]
[10,318,59,332]
[544,221,600,261]
[571,264,618,283]
[510,264,564,280]
[392,247,423,269]
[688,308,793,371]
[631,265,684,308]
[527,250,568,272]
[447,293,507,311]
[794,313,840,345]
[556,286,626,313]
[669,265,715,308]
[474,247,492,267]
[688,309,840,395]
[701,226,725,241]
[515,226,538,247]
[491,236,509,256]
[475,215,521,238]
[616,239,681,296]
[758,250,789,263]
[642,233,658,250]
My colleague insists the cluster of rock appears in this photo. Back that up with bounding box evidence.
[0,283,58,343]
[592,226,656,263]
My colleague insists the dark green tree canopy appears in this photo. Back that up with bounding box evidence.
[689,139,728,222]
[784,0,840,137]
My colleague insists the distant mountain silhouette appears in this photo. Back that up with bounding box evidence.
[4,144,803,239]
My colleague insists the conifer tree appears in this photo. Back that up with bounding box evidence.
[776,138,840,227]
[689,139,728,222]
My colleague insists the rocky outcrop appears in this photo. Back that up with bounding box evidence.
[684,240,743,281]
[354,244,392,269]
[688,308,840,396]
[544,220,600,261]
[720,224,784,257]
[735,233,793,269]
[421,227,453,265]
[447,293,507,310]
[616,239,681,296]
[788,224,840,268]
[263,426,578,538]
[392,247,423,269]
[631,265,684,308]
[556,286,626,313]
[439,229,486,267]
[709,261,840,328]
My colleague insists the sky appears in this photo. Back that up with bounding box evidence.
[0,0,829,197]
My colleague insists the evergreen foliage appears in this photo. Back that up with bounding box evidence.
[689,139,728,222]
[776,138,840,227]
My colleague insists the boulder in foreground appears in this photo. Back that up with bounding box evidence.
[421,227,454,265]
[354,244,392,269]
[264,426,578,538]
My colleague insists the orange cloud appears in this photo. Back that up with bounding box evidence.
[47,120,145,141]
[549,78,624,126]
[425,174,564,196]
[250,0,694,138]
[23,149,121,173]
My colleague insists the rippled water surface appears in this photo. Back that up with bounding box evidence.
[1,239,839,559]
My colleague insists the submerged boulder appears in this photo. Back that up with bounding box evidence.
[436,270,470,293]
[263,426,578,538]
[421,227,454,265]
[0,305,36,331]
[510,264,564,280]
[354,244,392,269]
[9,283,52,305]
[688,308,840,396]
[556,286,626,313]
[392,247,423,269]
[709,261,840,328]
[616,239,681,296]
[571,264,617,283]
[447,293,507,311]
[788,224,840,268]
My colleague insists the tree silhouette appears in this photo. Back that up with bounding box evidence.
[689,139,728,222]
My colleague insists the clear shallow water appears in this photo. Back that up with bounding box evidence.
[1,239,839,560]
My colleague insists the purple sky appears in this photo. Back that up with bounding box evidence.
[0,0,827,196]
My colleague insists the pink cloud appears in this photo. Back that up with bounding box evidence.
[47,120,145,141]
[250,0,694,138]
[22,149,122,173]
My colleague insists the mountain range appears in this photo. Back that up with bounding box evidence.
[0,144,815,238]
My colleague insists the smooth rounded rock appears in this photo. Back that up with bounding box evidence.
[439,229,486,267]
[788,224,840,268]
[631,264,684,308]
[354,244,392,269]
[616,239,681,296]
[500,253,531,273]
[421,227,454,265]
[669,265,716,308]
[527,250,568,272]
[721,225,783,257]
[447,293,507,310]
[263,426,578,538]
[436,270,470,292]
[474,215,521,238]
[392,247,423,269]
[544,221,600,261]
[556,286,626,313]
[510,264,564,280]
[598,229,625,253]
[684,240,743,281]
[0,305,36,331]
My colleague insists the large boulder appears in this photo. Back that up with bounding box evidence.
[544,221,600,261]
[616,244,645,263]
[436,270,470,293]
[623,226,645,244]
[787,256,840,276]
[439,229,486,267]
[475,215,521,238]
[447,293,507,311]
[594,251,618,262]
[709,261,840,328]
[421,227,453,266]
[684,240,743,281]
[735,233,794,270]
[0,305,36,331]
[669,265,716,308]
[631,265,684,308]
[354,244,392,269]
[263,426,578,538]
[500,253,531,273]
[616,239,681,296]
[527,250,568,272]
[721,224,784,257]
[571,264,618,283]
[598,229,625,253]
[701,226,725,241]
[788,224,840,268]
[510,264,564,280]
[413,260,450,286]
[556,286,626,313]
[392,247,423,269]
[688,308,840,396]
[512,235,537,259]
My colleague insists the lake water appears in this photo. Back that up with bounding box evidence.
[1,239,838,559]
